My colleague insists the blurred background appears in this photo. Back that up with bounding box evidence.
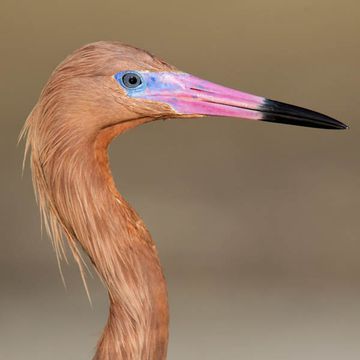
[1,0,359,359]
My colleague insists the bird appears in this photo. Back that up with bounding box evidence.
[20,41,347,360]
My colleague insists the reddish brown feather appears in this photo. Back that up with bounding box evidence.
[20,41,179,360]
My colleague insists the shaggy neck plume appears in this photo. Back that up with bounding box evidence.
[30,115,169,359]
[21,41,178,360]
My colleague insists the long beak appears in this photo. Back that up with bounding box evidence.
[121,72,348,130]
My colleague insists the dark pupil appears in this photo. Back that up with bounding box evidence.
[123,73,142,88]
[128,76,138,85]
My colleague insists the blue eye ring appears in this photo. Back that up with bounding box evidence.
[121,71,143,89]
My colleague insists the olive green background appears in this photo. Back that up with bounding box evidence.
[1,0,359,359]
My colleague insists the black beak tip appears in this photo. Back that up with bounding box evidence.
[329,116,349,130]
[261,99,349,130]
[328,118,349,130]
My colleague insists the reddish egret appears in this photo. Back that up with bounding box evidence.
[21,41,347,360]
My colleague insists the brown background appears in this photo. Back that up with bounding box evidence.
[1,0,359,359]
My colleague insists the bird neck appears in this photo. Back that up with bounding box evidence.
[56,120,169,360]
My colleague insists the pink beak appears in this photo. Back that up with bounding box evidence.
[116,71,348,130]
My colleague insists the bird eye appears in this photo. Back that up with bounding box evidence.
[122,72,143,89]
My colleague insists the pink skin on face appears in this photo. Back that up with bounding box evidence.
[124,72,265,120]
[114,71,348,130]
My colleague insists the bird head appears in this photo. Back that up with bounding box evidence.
[20,41,348,360]
[35,41,346,141]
